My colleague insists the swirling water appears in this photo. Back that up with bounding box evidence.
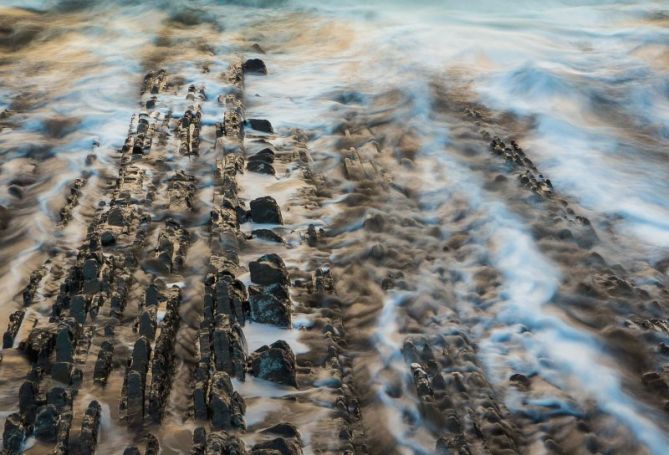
[1,1,668,453]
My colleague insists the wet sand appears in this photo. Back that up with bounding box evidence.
[1,1,669,454]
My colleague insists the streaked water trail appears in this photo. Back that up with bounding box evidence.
[1,1,668,453]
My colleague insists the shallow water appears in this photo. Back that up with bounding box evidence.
[1,0,668,454]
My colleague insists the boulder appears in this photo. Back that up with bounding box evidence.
[214,273,247,324]
[208,371,246,430]
[34,404,60,442]
[249,254,288,286]
[252,229,283,243]
[249,196,283,224]
[249,340,297,387]
[260,423,301,441]
[100,231,116,246]
[243,59,267,75]
[194,381,209,421]
[252,148,275,163]
[82,258,99,281]
[247,159,275,175]
[246,119,273,134]
[107,207,125,226]
[252,438,302,455]
[249,284,291,328]
[54,410,73,454]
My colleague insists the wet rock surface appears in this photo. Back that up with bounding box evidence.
[249,340,297,387]
[249,196,283,224]
[0,5,668,455]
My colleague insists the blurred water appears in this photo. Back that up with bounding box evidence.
[1,0,668,453]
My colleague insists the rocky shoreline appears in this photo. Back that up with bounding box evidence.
[1,3,669,455]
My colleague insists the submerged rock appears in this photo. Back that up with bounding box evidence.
[243,58,267,75]
[246,159,275,175]
[260,423,301,441]
[252,148,275,163]
[252,229,283,243]
[245,119,273,134]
